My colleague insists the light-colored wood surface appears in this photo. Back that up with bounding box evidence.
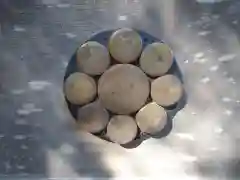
[77,41,110,75]
[98,64,150,114]
[109,28,142,63]
[64,72,97,105]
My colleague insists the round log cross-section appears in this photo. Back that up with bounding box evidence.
[151,74,183,107]
[98,64,150,114]
[77,41,110,75]
[136,102,167,135]
[107,115,138,144]
[140,42,173,77]
[77,101,109,133]
[64,72,97,105]
[109,28,142,63]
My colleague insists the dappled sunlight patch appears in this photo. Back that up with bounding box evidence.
[13,135,27,140]
[59,143,75,155]
[64,32,77,39]
[45,149,79,177]
[218,54,236,63]
[118,15,128,21]
[200,76,211,84]
[11,89,25,95]
[16,103,43,116]
[56,3,71,8]
[15,118,28,125]
[28,81,52,91]
[174,133,195,141]
[13,26,26,32]
[223,109,233,116]
[209,65,219,72]
[198,30,212,36]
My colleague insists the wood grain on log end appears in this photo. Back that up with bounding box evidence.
[77,41,110,75]
[107,115,138,144]
[140,42,173,77]
[98,64,149,114]
[109,28,142,63]
[136,102,167,135]
[77,101,109,133]
[64,72,97,105]
[151,75,183,107]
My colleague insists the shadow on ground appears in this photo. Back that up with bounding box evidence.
[0,0,113,178]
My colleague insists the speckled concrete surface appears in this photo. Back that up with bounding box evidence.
[0,0,240,179]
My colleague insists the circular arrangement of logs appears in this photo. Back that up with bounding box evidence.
[64,28,184,146]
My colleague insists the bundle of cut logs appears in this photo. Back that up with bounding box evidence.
[64,28,184,145]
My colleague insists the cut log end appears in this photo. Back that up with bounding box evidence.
[151,75,183,107]
[140,42,173,77]
[98,64,150,114]
[64,72,97,105]
[136,102,167,135]
[107,115,138,144]
[109,28,142,63]
[77,101,109,133]
[77,41,110,75]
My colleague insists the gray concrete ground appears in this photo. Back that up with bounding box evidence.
[0,0,240,179]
